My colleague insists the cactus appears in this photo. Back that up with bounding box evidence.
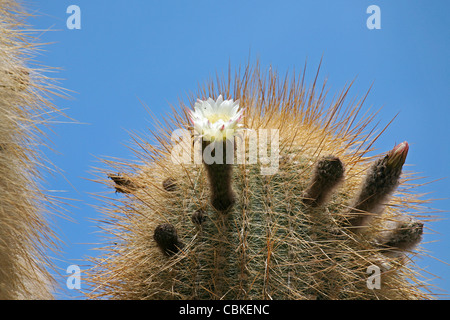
[0,0,63,299]
[86,63,434,300]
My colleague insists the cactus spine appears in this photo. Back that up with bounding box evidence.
[86,63,433,300]
[0,0,62,299]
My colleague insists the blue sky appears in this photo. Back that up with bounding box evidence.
[27,0,449,299]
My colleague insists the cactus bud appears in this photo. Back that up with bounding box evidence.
[377,217,424,256]
[386,141,409,168]
[162,177,177,192]
[153,223,183,256]
[191,209,207,225]
[303,156,345,207]
[347,142,409,231]
[202,145,236,212]
[108,173,137,194]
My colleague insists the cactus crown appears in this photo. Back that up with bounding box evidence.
[86,62,434,300]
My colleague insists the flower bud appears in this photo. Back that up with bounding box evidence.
[347,142,409,231]
[108,173,137,194]
[376,216,424,256]
[153,223,183,256]
[162,178,177,192]
[303,156,345,207]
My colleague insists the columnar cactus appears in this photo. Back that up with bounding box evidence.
[86,64,433,300]
[0,0,62,299]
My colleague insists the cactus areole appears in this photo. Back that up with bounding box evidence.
[87,63,433,300]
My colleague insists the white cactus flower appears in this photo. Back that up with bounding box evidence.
[189,95,244,141]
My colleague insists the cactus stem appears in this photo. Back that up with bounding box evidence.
[202,139,236,212]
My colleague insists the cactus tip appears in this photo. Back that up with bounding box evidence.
[386,141,409,168]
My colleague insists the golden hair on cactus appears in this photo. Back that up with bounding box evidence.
[0,0,65,299]
[86,61,435,300]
